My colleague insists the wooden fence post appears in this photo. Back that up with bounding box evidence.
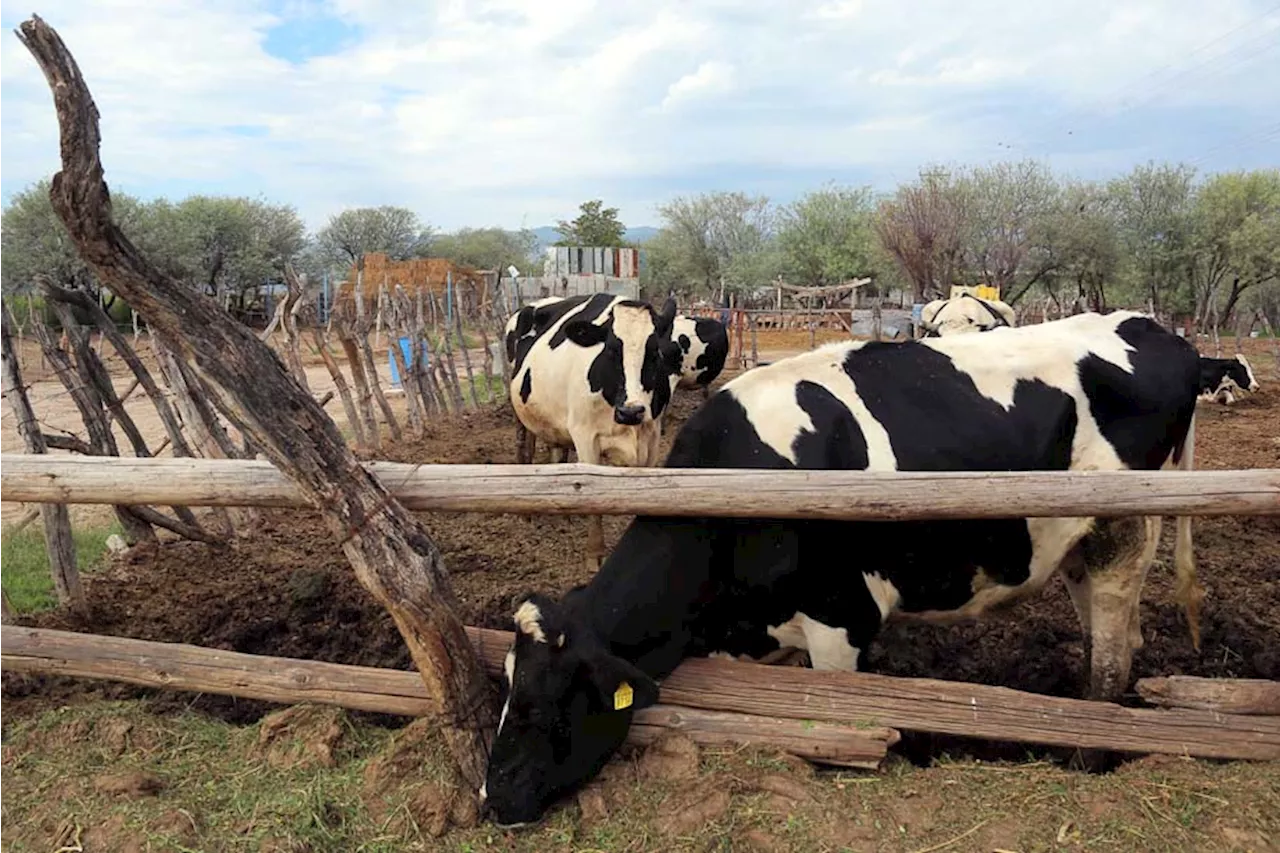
[0,304,86,617]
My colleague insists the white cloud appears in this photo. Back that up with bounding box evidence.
[2,0,1277,232]
[660,61,737,111]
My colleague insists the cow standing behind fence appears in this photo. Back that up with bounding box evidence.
[503,293,683,569]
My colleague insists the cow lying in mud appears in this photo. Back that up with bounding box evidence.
[480,310,1203,828]
[1198,353,1260,405]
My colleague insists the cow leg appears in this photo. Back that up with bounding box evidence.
[549,445,568,464]
[1060,516,1159,703]
[515,422,537,465]
[701,383,710,401]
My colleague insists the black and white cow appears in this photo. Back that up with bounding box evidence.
[503,292,684,566]
[480,310,1204,827]
[920,293,1017,336]
[1198,353,1260,404]
[671,314,730,398]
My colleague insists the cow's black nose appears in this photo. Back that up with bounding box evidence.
[614,404,645,425]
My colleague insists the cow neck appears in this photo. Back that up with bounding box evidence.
[563,515,717,681]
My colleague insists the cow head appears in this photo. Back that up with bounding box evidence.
[920,295,1016,337]
[1231,353,1260,393]
[480,593,660,828]
[561,297,682,425]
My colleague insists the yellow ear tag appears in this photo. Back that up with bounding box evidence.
[613,681,634,711]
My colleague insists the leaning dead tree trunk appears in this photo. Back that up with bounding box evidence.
[16,14,496,786]
[1,303,86,617]
[311,323,366,448]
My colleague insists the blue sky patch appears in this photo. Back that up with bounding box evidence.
[262,8,362,64]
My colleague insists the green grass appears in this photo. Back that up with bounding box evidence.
[3,701,1279,853]
[1,519,122,613]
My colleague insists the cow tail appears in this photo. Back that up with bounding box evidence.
[1172,410,1204,652]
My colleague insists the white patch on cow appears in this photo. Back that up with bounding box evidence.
[862,572,901,620]
[724,341,898,469]
[495,649,516,737]
[767,612,859,671]
[479,781,487,803]
[707,651,736,661]
[923,311,1139,412]
[1236,353,1260,391]
[514,601,546,643]
[611,303,658,412]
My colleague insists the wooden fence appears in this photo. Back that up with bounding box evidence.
[3,456,1278,520]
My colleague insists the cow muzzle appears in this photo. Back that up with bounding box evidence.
[613,403,646,426]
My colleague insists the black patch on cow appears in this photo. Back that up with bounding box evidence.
[519,369,533,404]
[678,333,691,352]
[792,380,869,470]
[691,318,729,385]
[641,334,678,419]
[548,293,616,350]
[510,296,592,374]
[842,342,1078,472]
[1078,316,1200,470]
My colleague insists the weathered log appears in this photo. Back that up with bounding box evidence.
[31,311,156,545]
[40,285,209,539]
[4,455,1277,520]
[459,626,1280,762]
[39,280,195,461]
[153,345,251,535]
[453,304,480,408]
[0,625,895,768]
[310,325,366,448]
[1,304,85,617]
[387,288,425,433]
[1136,676,1280,716]
[15,14,495,787]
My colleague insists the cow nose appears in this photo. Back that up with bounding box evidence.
[614,404,645,425]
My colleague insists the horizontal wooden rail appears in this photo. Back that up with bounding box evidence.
[0,626,893,768]
[3,455,1277,520]
[4,625,1276,761]
[1135,676,1280,716]
[460,627,1280,762]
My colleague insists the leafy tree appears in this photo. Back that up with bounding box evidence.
[429,226,539,271]
[1107,162,1198,318]
[1036,180,1122,312]
[554,200,627,247]
[653,191,779,298]
[957,160,1061,305]
[776,183,878,287]
[315,206,430,267]
[874,166,970,302]
[1190,169,1280,326]
[2,179,157,312]
[161,195,307,309]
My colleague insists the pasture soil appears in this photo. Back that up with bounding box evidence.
[3,337,1280,851]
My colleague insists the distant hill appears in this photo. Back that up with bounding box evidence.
[529,225,660,252]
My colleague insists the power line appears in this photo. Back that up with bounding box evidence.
[1187,121,1280,167]
[1011,5,1280,154]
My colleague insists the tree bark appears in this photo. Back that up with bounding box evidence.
[15,14,496,786]
[1,304,86,617]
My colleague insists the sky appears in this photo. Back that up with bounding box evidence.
[2,0,1278,233]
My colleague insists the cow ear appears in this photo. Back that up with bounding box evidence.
[563,320,609,347]
[583,651,659,713]
[656,297,678,334]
